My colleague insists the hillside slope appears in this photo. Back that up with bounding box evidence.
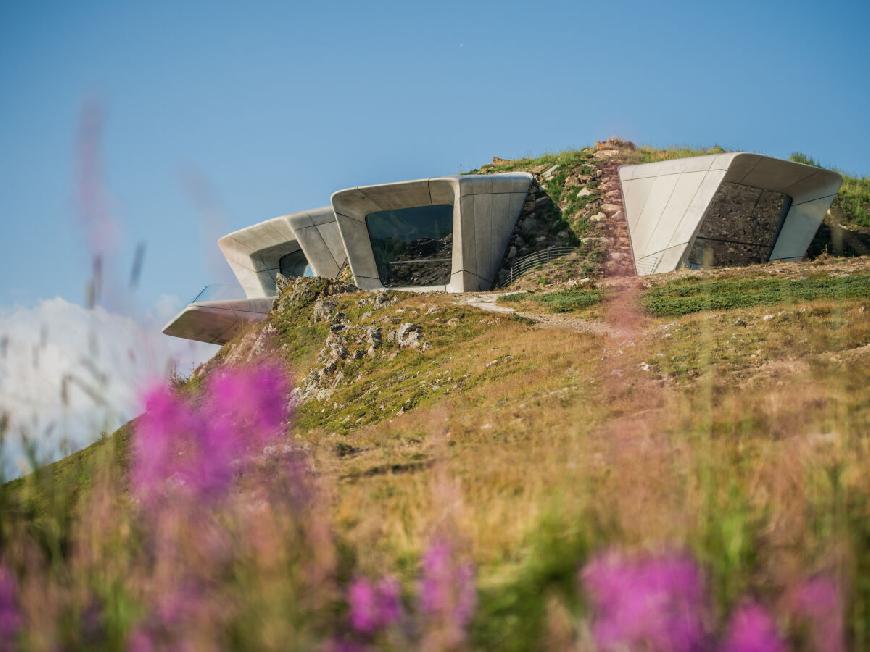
[6,255,869,648]
[3,144,870,649]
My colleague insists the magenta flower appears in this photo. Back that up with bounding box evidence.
[720,602,785,652]
[580,551,708,652]
[793,576,843,652]
[202,363,290,456]
[132,363,289,504]
[0,564,21,645]
[348,576,401,635]
[419,539,477,629]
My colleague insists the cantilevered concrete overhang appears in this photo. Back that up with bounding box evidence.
[619,153,842,275]
[218,207,346,298]
[331,173,532,292]
[162,298,274,345]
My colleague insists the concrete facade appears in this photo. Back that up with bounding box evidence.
[331,173,532,292]
[163,155,842,344]
[619,153,842,275]
[162,298,273,345]
[218,207,345,298]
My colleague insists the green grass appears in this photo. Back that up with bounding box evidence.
[499,287,603,313]
[644,273,870,317]
[791,152,870,229]
[627,144,727,165]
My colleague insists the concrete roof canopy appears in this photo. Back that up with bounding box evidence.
[331,173,532,292]
[164,207,346,344]
[218,207,344,299]
[618,153,842,275]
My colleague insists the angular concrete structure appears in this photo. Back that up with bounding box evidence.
[619,153,842,275]
[164,208,346,343]
[218,208,346,299]
[162,297,274,345]
[332,173,532,292]
[163,152,843,345]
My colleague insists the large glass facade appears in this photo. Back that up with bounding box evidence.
[365,204,453,287]
[688,182,792,267]
[279,249,312,278]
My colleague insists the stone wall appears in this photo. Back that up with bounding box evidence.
[497,176,577,282]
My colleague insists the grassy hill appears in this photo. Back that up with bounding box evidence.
[2,145,869,650]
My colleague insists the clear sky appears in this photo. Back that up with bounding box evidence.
[2,0,870,310]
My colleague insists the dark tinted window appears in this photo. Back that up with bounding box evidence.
[366,205,453,287]
[279,249,311,277]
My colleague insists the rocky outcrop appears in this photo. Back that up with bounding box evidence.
[288,284,428,404]
[593,138,636,277]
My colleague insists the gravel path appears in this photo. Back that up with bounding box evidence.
[459,293,617,337]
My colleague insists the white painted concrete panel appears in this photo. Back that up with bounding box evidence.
[621,177,657,231]
[364,181,432,211]
[743,159,817,193]
[335,213,380,282]
[640,171,707,256]
[710,152,741,171]
[459,175,494,196]
[473,194,494,280]
[430,179,456,204]
[630,174,680,260]
[784,171,842,204]
[294,226,340,277]
[723,153,763,183]
[331,190,382,221]
[668,170,726,247]
[459,195,477,268]
[653,244,689,274]
[489,192,517,282]
[770,197,831,261]
[317,221,348,269]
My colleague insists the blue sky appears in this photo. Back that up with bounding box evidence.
[2,0,869,311]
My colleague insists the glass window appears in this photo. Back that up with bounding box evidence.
[688,183,792,267]
[279,249,311,278]
[366,204,453,287]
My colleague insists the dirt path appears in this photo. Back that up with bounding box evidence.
[459,293,621,337]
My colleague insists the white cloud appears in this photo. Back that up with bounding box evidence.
[0,297,217,478]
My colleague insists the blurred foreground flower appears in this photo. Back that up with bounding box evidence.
[720,602,785,652]
[792,576,843,652]
[348,576,402,635]
[581,551,708,652]
[419,538,477,650]
[132,362,289,504]
[0,564,21,649]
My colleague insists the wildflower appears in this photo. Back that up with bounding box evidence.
[132,362,289,504]
[0,564,21,646]
[720,602,785,652]
[202,363,290,456]
[580,551,707,652]
[132,383,199,501]
[419,539,477,637]
[348,576,402,635]
[793,576,843,652]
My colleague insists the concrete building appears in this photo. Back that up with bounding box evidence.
[218,207,346,298]
[332,173,532,292]
[163,208,346,344]
[162,156,842,344]
[619,153,842,275]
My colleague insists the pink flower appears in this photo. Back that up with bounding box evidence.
[793,576,843,652]
[348,576,402,634]
[132,363,290,504]
[720,602,785,652]
[0,564,21,646]
[419,539,477,629]
[580,551,708,652]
